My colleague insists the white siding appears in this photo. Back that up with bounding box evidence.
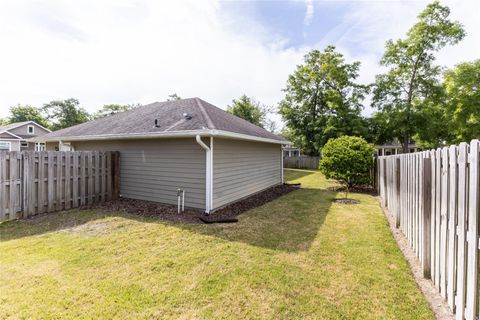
[212,138,282,209]
[71,139,206,209]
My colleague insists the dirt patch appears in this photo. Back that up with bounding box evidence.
[333,198,360,205]
[89,184,299,224]
[381,202,453,320]
[328,185,377,196]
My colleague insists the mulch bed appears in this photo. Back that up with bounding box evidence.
[327,185,378,196]
[89,184,300,224]
[333,198,360,205]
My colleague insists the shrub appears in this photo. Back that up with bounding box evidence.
[319,136,375,197]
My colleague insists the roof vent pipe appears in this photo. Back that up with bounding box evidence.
[154,119,160,128]
[183,113,192,120]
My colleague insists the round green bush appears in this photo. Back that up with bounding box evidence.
[319,136,375,188]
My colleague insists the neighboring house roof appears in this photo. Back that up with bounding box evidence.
[0,131,23,140]
[35,98,288,144]
[0,121,51,134]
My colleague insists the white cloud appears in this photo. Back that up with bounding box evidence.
[0,0,478,125]
[304,0,314,26]
[318,0,480,116]
[0,0,306,119]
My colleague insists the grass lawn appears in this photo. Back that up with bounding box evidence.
[0,169,433,319]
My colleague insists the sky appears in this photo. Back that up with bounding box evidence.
[0,0,478,127]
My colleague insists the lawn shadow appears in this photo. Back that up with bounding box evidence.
[179,187,337,253]
[283,168,317,181]
[1,188,337,253]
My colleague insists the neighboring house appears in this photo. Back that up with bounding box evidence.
[376,139,418,156]
[283,145,301,158]
[0,121,51,152]
[34,98,288,213]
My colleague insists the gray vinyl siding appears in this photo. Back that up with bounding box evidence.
[9,123,50,137]
[70,138,206,209]
[212,138,282,210]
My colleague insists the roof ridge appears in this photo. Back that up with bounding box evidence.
[195,98,215,129]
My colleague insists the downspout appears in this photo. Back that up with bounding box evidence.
[196,135,212,214]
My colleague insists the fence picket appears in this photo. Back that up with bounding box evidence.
[456,142,468,319]
[447,145,458,309]
[466,140,480,320]
[0,151,119,222]
[379,139,480,319]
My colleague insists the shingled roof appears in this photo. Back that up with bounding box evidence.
[36,98,287,144]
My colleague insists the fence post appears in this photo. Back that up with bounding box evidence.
[466,140,479,319]
[395,157,401,228]
[422,157,432,279]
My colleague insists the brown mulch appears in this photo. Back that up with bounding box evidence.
[327,185,378,196]
[333,198,360,205]
[89,184,300,224]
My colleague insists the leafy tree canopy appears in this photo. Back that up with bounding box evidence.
[226,95,266,128]
[43,98,91,130]
[319,136,375,196]
[6,105,50,129]
[372,1,465,151]
[94,104,136,119]
[279,46,368,156]
[167,93,182,101]
[443,59,480,144]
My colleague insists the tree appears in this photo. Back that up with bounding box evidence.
[167,93,182,101]
[319,136,375,197]
[7,105,50,128]
[226,95,266,128]
[442,60,480,144]
[279,46,368,156]
[372,1,465,152]
[94,104,136,119]
[43,98,91,130]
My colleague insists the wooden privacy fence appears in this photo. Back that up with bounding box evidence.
[378,140,480,320]
[283,156,320,169]
[0,151,120,221]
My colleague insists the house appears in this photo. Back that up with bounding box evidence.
[283,145,301,158]
[0,121,51,152]
[376,139,418,156]
[34,98,288,213]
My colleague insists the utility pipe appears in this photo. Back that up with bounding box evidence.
[195,135,212,214]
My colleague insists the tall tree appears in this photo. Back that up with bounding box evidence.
[94,104,136,119]
[43,98,91,130]
[443,60,480,144]
[372,1,465,152]
[7,105,50,128]
[226,95,266,128]
[279,46,368,156]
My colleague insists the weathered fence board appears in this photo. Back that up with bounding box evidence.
[0,151,120,221]
[283,156,320,170]
[378,139,480,320]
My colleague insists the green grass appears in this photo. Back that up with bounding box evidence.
[0,169,433,319]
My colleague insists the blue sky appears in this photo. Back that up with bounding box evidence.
[0,0,478,126]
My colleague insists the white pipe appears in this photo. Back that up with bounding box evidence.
[182,190,185,212]
[195,135,211,214]
[177,192,181,214]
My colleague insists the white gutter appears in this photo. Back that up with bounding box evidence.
[195,135,213,214]
[31,129,289,145]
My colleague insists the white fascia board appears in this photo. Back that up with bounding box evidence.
[0,131,23,140]
[27,121,52,133]
[32,129,290,145]
[211,130,289,145]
